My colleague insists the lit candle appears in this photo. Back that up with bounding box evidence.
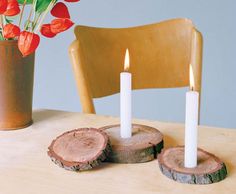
[184,65,199,168]
[120,49,132,138]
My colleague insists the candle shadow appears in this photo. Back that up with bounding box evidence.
[224,160,234,177]
[163,134,179,148]
[83,162,115,172]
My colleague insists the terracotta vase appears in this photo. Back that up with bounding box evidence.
[0,40,35,130]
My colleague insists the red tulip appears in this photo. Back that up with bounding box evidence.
[51,2,70,19]
[40,24,57,38]
[18,31,40,57]
[50,18,74,34]
[64,0,80,2]
[4,0,20,16]
[3,23,20,39]
[0,0,7,14]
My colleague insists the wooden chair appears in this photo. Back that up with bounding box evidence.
[69,18,203,115]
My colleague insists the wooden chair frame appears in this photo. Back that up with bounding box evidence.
[69,18,203,115]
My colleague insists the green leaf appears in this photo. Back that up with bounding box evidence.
[35,0,53,14]
[18,0,33,4]
[5,17,13,24]
[0,32,4,41]
[24,20,34,31]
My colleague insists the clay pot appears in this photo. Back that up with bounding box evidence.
[0,40,35,130]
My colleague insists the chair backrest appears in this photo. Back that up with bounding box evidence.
[69,18,203,113]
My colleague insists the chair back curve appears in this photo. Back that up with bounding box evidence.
[69,18,203,114]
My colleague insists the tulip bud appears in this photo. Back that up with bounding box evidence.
[0,0,7,14]
[40,24,57,38]
[18,31,40,57]
[4,0,20,16]
[51,2,70,19]
[50,18,74,34]
[3,23,20,39]
[64,0,80,2]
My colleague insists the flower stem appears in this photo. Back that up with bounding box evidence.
[2,15,6,25]
[24,2,34,31]
[0,15,5,40]
[32,13,41,31]
[19,0,27,28]
[0,15,3,28]
[34,0,56,33]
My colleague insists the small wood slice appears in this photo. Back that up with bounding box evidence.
[158,146,227,184]
[48,128,111,171]
[100,124,163,163]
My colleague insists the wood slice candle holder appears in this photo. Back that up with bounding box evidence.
[100,124,163,163]
[158,146,227,184]
[48,128,111,171]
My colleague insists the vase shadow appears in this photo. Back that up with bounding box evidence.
[32,109,69,124]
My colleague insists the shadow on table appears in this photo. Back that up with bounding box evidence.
[224,160,234,177]
[163,134,179,147]
[90,162,115,172]
[32,109,68,124]
[163,134,235,178]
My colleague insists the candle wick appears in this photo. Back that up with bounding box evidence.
[124,68,129,72]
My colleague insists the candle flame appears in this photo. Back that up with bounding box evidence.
[189,65,195,91]
[124,49,130,71]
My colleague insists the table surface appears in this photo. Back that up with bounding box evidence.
[0,109,235,194]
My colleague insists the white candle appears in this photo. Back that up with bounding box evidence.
[120,49,132,138]
[184,65,199,168]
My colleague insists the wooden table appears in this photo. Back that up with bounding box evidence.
[0,109,235,194]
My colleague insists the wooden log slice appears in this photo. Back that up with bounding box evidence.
[100,124,163,163]
[48,128,111,171]
[158,146,227,184]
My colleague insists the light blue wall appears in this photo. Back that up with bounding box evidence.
[34,0,236,129]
